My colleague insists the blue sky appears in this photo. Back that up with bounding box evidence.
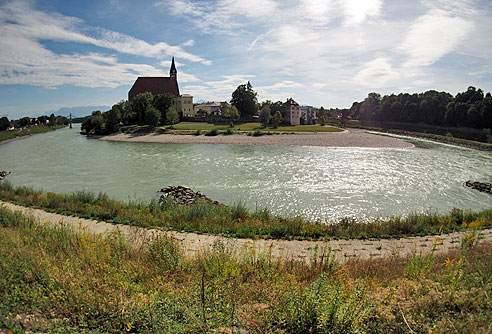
[1,0,491,119]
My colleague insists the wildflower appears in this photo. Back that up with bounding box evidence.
[442,258,455,267]
[468,220,483,229]
[126,321,134,332]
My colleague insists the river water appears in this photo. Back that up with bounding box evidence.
[1,124,491,222]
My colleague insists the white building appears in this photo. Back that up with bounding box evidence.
[283,98,301,125]
[175,94,194,116]
[300,106,317,125]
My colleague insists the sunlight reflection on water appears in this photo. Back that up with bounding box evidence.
[1,124,491,222]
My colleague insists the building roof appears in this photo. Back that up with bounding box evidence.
[195,101,222,107]
[128,77,180,102]
[285,98,299,106]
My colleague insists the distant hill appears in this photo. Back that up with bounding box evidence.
[54,105,110,118]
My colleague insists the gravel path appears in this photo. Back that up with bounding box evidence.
[2,200,489,262]
[98,128,414,149]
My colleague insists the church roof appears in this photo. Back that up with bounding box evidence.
[128,77,180,102]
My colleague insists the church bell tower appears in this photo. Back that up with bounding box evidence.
[170,56,177,81]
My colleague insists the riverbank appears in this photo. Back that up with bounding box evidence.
[336,122,492,151]
[0,125,66,144]
[2,200,491,262]
[97,128,414,148]
[1,182,490,241]
[1,203,491,333]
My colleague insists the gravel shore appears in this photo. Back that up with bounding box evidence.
[98,128,414,148]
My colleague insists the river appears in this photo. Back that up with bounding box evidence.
[1,124,491,222]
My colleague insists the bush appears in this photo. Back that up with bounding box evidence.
[194,129,202,136]
[279,274,370,333]
[223,128,233,135]
[249,129,263,137]
[147,235,182,271]
[204,129,219,136]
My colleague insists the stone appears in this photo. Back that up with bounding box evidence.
[464,180,492,195]
[158,186,223,206]
[0,170,10,180]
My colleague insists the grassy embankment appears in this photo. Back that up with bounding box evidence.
[0,125,66,143]
[0,182,490,240]
[328,120,492,151]
[1,205,491,333]
[121,122,343,136]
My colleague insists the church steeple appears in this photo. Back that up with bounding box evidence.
[170,57,177,81]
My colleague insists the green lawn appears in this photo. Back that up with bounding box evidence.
[167,122,230,131]
[274,124,343,132]
[0,125,66,143]
[166,122,342,133]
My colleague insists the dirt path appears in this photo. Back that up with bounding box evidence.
[2,200,490,262]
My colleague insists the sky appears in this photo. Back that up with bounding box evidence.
[0,0,491,119]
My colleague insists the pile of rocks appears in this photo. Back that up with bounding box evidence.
[158,186,222,206]
[464,181,491,195]
[0,170,10,181]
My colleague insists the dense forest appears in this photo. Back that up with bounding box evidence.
[349,86,492,129]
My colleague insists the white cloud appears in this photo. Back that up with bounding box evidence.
[400,9,474,68]
[0,0,211,89]
[182,75,255,101]
[157,0,278,33]
[352,58,401,88]
[342,0,382,25]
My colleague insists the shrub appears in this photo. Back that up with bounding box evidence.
[194,129,202,136]
[204,129,219,136]
[279,274,370,333]
[147,235,182,271]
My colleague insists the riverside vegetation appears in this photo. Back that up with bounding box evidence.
[0,182,491,240]
[1,203,491,333]
[0,125,66,143]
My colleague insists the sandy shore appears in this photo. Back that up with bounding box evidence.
[3,200,487,263]
[98,128,414,148]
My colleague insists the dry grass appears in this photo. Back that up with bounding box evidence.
[1,206,491,333]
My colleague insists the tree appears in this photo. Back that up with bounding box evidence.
[144,105,161,127]
[165,106,179,126]
[222,105,240,126]
[38,115,49,125]
[0,117,9,131]
[259,105,271,127]
[317,107,327,125]
[82,110,104,134]
[359,93,380,121]
[231,81,258,119]
[115,100,134,125]
[131,92,154,125]
[197,109,208,118]
[272,111,282,128]
[153,94,173,124]
[105,104,122,133]
[260,100,283,117]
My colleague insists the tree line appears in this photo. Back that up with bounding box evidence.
[0,114,69,131]
[349,86,492,129]
[81,92,180,135]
